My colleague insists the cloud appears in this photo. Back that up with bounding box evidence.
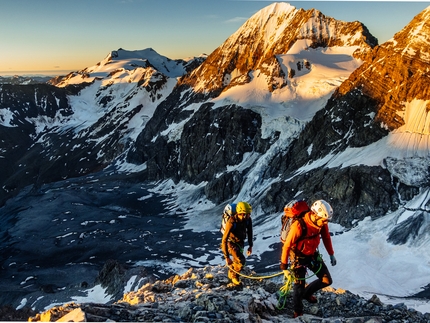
[224,16,248,24]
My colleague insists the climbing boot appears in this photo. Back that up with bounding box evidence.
[231,277,241,285]
[293,311,303,318]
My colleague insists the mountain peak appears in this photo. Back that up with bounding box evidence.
[254,1,297,17]
[387,5,430,56]
[98,47,187,78]
[178,2,377,95]
[51,47,197,87]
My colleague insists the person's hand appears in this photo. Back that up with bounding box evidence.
[330,255,337,266]
[247,247,252,256]
[280,262,288,270]
[226,258,233,266]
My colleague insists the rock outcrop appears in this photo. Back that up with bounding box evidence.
[28,265,430,322]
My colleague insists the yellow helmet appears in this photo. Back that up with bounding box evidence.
[236,201,252,214]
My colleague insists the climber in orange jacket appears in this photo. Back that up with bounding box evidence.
[280,199,337,318]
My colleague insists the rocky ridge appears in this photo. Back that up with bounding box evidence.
[28,265,429,322]
[0,75,52,85]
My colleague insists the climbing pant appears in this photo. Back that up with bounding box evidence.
[227,242,246,279]
[292,252,332,314]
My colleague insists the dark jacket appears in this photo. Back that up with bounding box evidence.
[221,215,253,258]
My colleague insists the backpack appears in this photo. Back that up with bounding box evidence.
[280,200,310,243]
[220,203,237,234]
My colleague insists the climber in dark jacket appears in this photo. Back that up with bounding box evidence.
[221,201,253,285]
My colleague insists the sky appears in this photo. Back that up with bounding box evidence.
[1,0,429,76]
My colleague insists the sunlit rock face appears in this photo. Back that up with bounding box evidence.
[337,6,430,130]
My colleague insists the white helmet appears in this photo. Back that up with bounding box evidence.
[311,200,333,220]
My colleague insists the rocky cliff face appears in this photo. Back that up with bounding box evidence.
[336,6,430,131]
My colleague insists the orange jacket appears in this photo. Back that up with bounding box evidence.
[281,211,334,264]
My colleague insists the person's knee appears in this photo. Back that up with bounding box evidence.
[237,262,244,271]
[232,261,243,271]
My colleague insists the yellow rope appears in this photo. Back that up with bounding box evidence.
[226,263,322,310]
[227,265,284,279]
[228,264,292,310]
[225,252,326,310]
[277,270,294,309]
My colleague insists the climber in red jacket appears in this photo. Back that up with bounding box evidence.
[280,199,337,318]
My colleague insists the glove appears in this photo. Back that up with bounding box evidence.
[280,262,288,270]
[226,258,233,266]
[330,255,337,266]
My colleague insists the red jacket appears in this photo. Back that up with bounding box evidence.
[281,211,334,264]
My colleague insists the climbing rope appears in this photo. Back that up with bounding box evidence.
[227,255,324,310]
[275,261,323,310]
[227,265,284,280]
[277,269,294,309]
[227,255,323,281]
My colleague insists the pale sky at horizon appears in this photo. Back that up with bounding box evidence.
[1,0,429,76]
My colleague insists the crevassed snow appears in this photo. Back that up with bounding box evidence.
[213,41,363,143]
